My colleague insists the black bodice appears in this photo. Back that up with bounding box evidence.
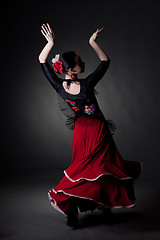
[40,59,116,133]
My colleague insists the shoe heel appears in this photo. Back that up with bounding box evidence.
[66,214,79,228]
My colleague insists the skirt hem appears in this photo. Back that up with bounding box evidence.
[64,169,135,182]
[48,190,136,217]
[48,169,139,216]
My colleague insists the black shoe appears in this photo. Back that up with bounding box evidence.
[102,208,113,223]
[102,207,112,216]
[66,214,79,229]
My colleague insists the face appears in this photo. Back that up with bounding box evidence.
[72,52,85,74]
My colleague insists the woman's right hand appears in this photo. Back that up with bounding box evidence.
[89,27,104,44]
[41,23,55,44]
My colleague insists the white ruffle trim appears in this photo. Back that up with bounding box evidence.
[47,167,141,216]
[48,191,67,216]
[64,170,134,182]
[48,189,136,217]
[48,188,136,217]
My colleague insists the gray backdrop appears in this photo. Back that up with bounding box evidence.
[2,0,160,179]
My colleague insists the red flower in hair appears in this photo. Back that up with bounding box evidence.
[53,61,63,73]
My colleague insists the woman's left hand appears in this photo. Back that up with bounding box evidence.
[89,27,104,44]
[41,23,55,44]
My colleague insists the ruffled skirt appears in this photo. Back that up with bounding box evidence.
[48,117,143,216]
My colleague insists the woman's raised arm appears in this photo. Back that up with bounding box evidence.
[83,27,111,89]
[38,23,55,63]
[39,23,61,92]
[89,27,110,62]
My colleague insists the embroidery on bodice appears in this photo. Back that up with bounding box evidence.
[65,98,96,115]
[56,92,117,134]
[84,104,96,115]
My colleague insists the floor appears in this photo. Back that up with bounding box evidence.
[1,168,160,240]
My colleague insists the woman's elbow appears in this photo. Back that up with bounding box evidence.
[38,55,46,63]
[102,56,111,62]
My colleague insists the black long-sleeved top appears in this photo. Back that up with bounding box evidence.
[40,59,112,130]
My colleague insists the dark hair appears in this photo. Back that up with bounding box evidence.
[55,51,98,95]
[60,51,77,72]
[58,51,78,88]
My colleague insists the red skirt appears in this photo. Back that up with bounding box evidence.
[48,117,143,216]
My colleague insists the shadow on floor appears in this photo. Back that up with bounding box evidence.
[70,210,160,231]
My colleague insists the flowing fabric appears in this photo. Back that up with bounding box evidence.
[48,117,143,216]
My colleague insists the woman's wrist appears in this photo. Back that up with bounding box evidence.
[89,39,96,46]
[89,39,99,51]
[39,41,54,63]
[47,41,54,47]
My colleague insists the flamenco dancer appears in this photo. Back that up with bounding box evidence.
[38,23,143,229]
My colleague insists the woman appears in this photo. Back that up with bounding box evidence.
[38,23,143,229]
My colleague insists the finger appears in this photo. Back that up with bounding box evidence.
[47,23,52,33]
[41,29,47,36]
[41,29,47,37]
[42,25,47,34]
[98,27,104,33]
[43,24,49,34]
[42,26,50,37]
[41,30,49,41]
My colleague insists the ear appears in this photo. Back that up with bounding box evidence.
[68,68,73,73]
[68,68,78,74]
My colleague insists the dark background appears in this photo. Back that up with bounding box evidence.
[1,0,160,239]
[2,0,160,179]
